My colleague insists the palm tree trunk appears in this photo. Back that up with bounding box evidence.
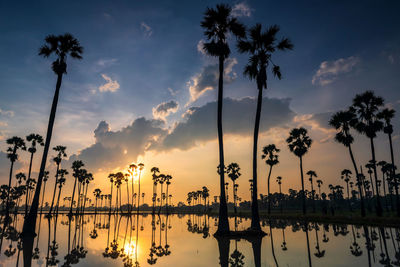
[305,225,312,267]
[381,172,389,212]
[300,156,306,215]
[311,179,315,213]
[370,138,383,216]
[346,181,352,212]
[251,86,263,231]
[55,186,62,215]
[109,182,113,214]
[48,163,60,215]
[267,166,272,215]
[25,152,34,217]
[216,56,229,235]
[40,181,47,214]
[23,72,63,263]
[69,177,78,215]
[126,182,130,212]
[348,145,366,217]
[388,133,400,216]
[5,150,16,216]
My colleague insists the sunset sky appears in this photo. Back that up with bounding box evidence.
[1,0,400,204]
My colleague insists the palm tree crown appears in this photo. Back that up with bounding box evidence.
[286,127,312,157]
[261,144,280,167]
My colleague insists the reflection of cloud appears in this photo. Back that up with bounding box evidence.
[152,100,179,121]
[312,56,359,86]
[140,22,153,37]
[99,74,120,92]
[231,3,252,17]
[187,58,237,104]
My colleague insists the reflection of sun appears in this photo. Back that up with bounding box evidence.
[124,241,139,258]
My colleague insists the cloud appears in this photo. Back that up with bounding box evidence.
[99,74,120,92]
[162,97,295,150]
[68,118,167,171]
[152,100,179,121]
[140,22,153,37]
[312,56,360,86]
[0,108,14,117]
[231,3,252,17]
[293,112,336,143]
[188,58,238,104]
[197,39,206,55]
[97,58,117,68]
[168,87,178,96]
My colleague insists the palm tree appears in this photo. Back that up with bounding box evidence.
[93,189,102,214]
[261,145,280,214]
[316,179,323,199]
[108,173,115,214]
[137,163,144,212]
[276,176,283,213]
[124,173,130,212]
[69,160,84,215]
[55,169,67,214]
[238,24,293,230]
[350,91,384,216]
[341,169,352,211]
[378,108,399,215]
[286,127,312,215]
[329,110,366,217]
[24,33,83,240]
[25,134,44,216]
[226,163,241,214]
[15,172,26,213]
[114,172,124,213]
[201,4,245,235]
[151,167,160,213]
[48,146,67,216]
[40,171,49,213]
[129,164,137,209]
[5,136,26,216]
[164,174,172,213]
[306,170,317,213]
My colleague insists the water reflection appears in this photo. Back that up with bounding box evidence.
[0,214,399,266]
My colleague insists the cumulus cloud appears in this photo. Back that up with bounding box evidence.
[312,56,360,86]
[99,74,120,92]
[231,3,252,17]
[293,112,336,143]
[188,58,238,104]
[152,100,179,121]
[68,118,167,171]
[162,97,295,150]
[140,22,153,37]
[197,39,206,55]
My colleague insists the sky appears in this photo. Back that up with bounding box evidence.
[1,0,400,204]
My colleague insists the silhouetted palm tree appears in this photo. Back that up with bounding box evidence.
[69,160,84,215]
[6,136,26,216]
[55,169,67,214]
[350,91,384,216]
[306,170,317,213]
[286,127,312,215]
[276,176,283,213]
[108,173,115,214]
[238,24,292,230]
[25,134,44,216]
[316,179,323,199]
[48,145,67,216]
[24,33,83,243]
[201,4,245,235]
[93,189,102,214]
[262,145,280,214]
[151,167,160,213]
[341,169,352,211]
[378,108,399,215]
[329,110,366,217]
[137,163,144,212]
[226,163,241,214]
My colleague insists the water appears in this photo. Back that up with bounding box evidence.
[0,214,399,266]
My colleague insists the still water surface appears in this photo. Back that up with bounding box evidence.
[0,214,398,266]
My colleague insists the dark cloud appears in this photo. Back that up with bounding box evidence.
[152,100,179,120]
[162,97,295,150]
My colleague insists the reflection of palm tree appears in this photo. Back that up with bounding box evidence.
[286,128,312,215]
[350,225,362,257]
[201,4,245,235]
[269,223,279,266]
[229,241,245,267]
[303,223,312,267]
[313,223,325,258]
[281,228,287,251]
[239,24,292,231]
[262,145,280,215]
[216,236,230,267]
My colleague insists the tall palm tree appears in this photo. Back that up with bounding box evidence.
[164,174,172,213]
[151,167,160,213]
[226,163,241,214]
[261,145,280,214]
[93,189,102,214]
[286,127,312,215]
[129,164,137,208]
[69,160,84,215]
[378,108,399,215]
[137,163,144,212]
[350,91,384,216]
[40,171,49,213]
[316,179,323,199]
[238,24,293,230]
[48,146,67,216]
[25,134,44,216]
[329,110,366,217]
[24,33,83,240]
[6,136,26,216]
[15,172,26,213]
[341,169,352,211]
[108,173,115,214]
[306,170,317,213]
[201,4,245,235]
[55,169,67,215]
[124,173,130,212]
[276,176,283,213]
